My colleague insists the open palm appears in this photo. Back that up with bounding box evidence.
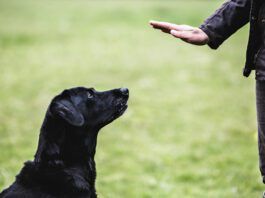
[150,21,209,46]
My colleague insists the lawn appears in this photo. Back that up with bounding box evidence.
[0,0,262,197]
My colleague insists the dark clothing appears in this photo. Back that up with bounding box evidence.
[200,0,265,183]
[256,81,265,182]
[199,0,265,80]
[256,3,265,79]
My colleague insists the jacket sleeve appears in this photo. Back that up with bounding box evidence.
[199,0,251,49]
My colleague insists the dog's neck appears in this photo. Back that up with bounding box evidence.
[32,113,100,195]
[35,114,99,163]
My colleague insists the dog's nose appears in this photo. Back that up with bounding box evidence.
[119,88,129,96]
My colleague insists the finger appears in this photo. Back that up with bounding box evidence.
[152,22,176,30]
[153,26,171,34]
[150,21,178,30]
[149,20,162,26]
[170,30,193,39]
[160,28,171,34]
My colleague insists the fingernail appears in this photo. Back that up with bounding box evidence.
[170,30,176,34]
[150,20,157,24]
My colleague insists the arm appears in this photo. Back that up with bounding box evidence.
[200,0,251,49]
[149,0,251,48]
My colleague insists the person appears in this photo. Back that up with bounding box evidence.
[150,0,265,196]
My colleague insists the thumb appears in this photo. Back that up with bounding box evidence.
[170,30,191,39]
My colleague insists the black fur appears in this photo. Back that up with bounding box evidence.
[0,87,129,198]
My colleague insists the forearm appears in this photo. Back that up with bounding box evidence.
[200,0,251,49]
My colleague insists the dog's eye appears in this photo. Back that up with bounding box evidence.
[87,92,93,99]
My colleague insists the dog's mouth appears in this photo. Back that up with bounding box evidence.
[116,102,128,116]
[114,99,128,117]
[105,99,128,124]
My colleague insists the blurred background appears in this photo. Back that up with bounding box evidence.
[0,0,262,197]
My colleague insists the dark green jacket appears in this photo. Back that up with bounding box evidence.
[200,0,265,80]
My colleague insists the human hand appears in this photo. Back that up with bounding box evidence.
[149,20,209,46]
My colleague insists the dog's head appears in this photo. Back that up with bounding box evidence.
[49,87,129,129]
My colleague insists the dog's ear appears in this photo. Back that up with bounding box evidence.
[50,100,85,127]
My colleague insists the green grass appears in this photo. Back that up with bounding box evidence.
[0,0,262,197]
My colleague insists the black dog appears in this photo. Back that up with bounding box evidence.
[0,87,129,198]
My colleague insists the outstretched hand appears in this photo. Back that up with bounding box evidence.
[149,20,209,46]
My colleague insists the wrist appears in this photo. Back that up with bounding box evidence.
[198,28,209,44]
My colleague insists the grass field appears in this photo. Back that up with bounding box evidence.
[0,0,262,197]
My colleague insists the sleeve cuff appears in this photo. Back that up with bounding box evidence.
[199,24,222,50]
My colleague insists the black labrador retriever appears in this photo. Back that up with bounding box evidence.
[0,87,129,198]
